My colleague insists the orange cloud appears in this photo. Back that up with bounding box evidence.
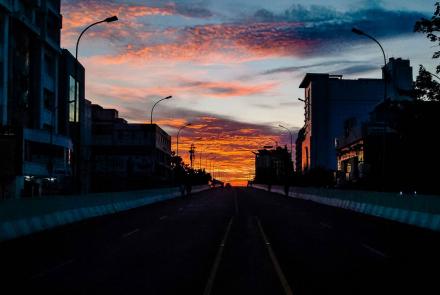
[137,112,295,186]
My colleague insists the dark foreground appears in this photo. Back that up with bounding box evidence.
[1,187,439,294]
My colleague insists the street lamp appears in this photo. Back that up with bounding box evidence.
[150,96,172,124]
[73,15,118,193]
[177,123,191,157]
[352,27,388,190]
[74,16,119,121]
[279,124,293,163]
[352,27,387,101]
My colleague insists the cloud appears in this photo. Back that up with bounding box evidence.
[111,105,295,185]
[260,60,379,76]
[63,3,427,64]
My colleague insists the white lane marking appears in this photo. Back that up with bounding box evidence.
[203,217,234,295]
[31,259,75,280]
[361,243,388,258]
[256,217,294,295]
[234,190,239,215]
[121,228,140,239]
[320,222,333,230]
[159,215,168,220]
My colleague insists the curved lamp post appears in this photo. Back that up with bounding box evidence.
[74,16,118,122]
[176,123,191,157]
[150,96,172,124]
[352,28,388,189]
[279,124,293,163]
[73,16,118,193]
[352,27,387,101]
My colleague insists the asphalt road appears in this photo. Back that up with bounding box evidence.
[1,187,440,294]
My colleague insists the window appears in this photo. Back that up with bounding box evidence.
[69,76,79,122]
[46,12,60,43]
[44,88,54,110]
[44,54,55,78]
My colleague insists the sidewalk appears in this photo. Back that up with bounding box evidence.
[253,184,440,231]
[0,185,210,242]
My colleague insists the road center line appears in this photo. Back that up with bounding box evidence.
[30,259,75,280]
[361,243,388,258]
[319,222,333,230]
[121,228,140,239]
[234,190,239,215]
[256,217,294,295]
[203,217,234,295]
[159,215,168,220]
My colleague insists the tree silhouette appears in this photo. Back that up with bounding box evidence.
[414,2,440,72]
[414,65,440,101]
[414,3,440,101]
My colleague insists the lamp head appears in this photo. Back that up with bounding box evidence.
[165,95,172,100]
[105,16,119,23]
[352,27,364,35]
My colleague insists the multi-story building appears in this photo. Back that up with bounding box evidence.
[336,100,440,193]
[0,0,85,198]
[296,58,413,174]
[254,146,293,185]
[90,104,172,192]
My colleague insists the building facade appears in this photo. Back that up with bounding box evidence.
[254,146,293,185]
[90,105,172,192]
[336,100,440,193]
[296,58,413,174]
[0,0,81,198]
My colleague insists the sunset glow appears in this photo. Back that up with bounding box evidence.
[61,0,436,185]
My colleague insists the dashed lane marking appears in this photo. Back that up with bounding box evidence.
[121,228,140,239]
[256,217,294,295]
[361,243,388,258]
[234,190,239,215]
[30,259,75,280]
[319,222,333,230]
[159,215,168,220]
[203,217,234,295]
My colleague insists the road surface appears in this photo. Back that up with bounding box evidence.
[1,187,439,294]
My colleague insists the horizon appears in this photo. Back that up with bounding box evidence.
[61,0,437,185]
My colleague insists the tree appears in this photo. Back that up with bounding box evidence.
[414,2,440,73]
[414,65,440,101]
[414,3,440,101]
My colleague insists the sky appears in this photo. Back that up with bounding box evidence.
[61,0,438,185]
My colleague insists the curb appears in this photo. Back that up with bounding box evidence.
[0,185,210,242]
[252,185,440,232]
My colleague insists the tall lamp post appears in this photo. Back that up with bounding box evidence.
[150,96,172,124]
[74,16,118,122]
[279,124,293,163]
[176,123,191,157]
[352,28,387,101]
[352,27,387,189]
[74,15,118,193]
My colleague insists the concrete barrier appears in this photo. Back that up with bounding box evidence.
[252,184,440,232]
[0,185,211,242]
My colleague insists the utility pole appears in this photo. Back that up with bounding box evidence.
[189,144,195,169]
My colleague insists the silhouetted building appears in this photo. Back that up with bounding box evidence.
[0,0,77,198]
[254,146,293,185]
[296,58,413,174]
[336,100,440,193]
[295,127,306,173]
[58,48,89,194]
[90,105,171,192]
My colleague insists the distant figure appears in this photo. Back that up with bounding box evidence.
[185,182,192,197]
[284,183,290,196]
